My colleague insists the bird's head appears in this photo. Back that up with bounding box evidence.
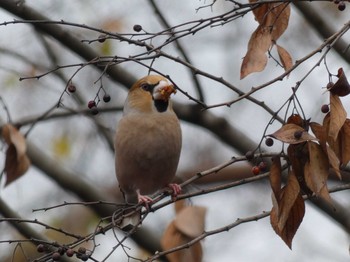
[124,75,177,114]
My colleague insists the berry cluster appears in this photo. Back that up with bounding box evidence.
[37,244,90,261]
[334,0,347,10]
[245,150,269,175]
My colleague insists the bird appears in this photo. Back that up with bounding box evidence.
[115,75,182,230]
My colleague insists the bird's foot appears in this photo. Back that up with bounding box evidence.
[137,193,153,210]
[167,183,182,200]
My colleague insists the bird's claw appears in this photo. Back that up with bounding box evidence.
[168,183,182,200]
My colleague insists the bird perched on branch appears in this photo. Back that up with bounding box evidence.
[115,75,182,230]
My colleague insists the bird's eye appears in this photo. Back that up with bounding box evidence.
[140,83,153,92]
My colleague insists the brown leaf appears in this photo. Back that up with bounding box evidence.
[340,119,350,165]
[270,171,305,249]
[310,122,341,179]
[277,44,293,72]
[269,124,317,144]
[174,206,206,238]
[329,93,347,141]
[328,68,350,97]
[269,156,282,198]
[240,25,271,79]
[241,2,291,78]
[304,142,332,203]
[1,124,31,186]
[161,203,205,262]
[287,144,312,195]
[161,221,203,262]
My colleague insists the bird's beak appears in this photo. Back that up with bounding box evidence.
[153,80,176,101]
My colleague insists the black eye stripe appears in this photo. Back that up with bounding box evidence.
[140,82,158,92]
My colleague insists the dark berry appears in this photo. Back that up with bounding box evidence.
[133,24,142,32]
[78,247,86,254]
[338,1,346,10]
[68,83,76,93]
[252,166,260,175]
[321,104,329,114]
[258,161,267,172]
[80,254,89,261]
[103,94,111,103]
[90,107,99,115]
[294,130,303,139]
[98,34,106,43]
[66,249,74,257]
[52,252,61,261]
[37,244,45,253]
[265,137,274,147]
[245,151,254,161]
[88,100,96,109]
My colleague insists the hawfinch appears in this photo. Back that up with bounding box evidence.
[115,75,182,229]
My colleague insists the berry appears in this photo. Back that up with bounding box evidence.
[66,249,74,257]
[78,247,86,254]
[133,24,142,32]
[90,107,99,115]
[103,94,111,103]
[265,137,274,147]
[68,83,76,93]
[252,166,260,175]
[52,252,61,261]
[321,104,329,114]
[98,34,106,43]
[245,151,254,161]
[294,130,303,139]
[258,161,267,172]
[338,1,346,10]
[88,100,96,109]
[37,244,45,253]
[80,254,89,261]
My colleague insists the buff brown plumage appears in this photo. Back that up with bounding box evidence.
[115,75,182,229]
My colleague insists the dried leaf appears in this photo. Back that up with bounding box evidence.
[161,203,205,262]
[286,114,307,128]
[1,124,31,186]
[269,124,317,144]
[328,68,350,97]
[287,144,312,195]
[310,122,341,179]
[304,142,332,204]
[174,206,206,238]
[340,119,350,165]
[241,1,291,78]
[269,156,282,198]
[329,93,347,141]
[277,44,293,72]
[240,26,271,79]
[161,221,203,262]
[270,171,305,249]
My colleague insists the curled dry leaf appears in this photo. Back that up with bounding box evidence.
[304,141,332,204]
[270,171,305,249]
[310,122,341,179]
[241,1,291,79]
[277,44,293,72]
[1,124,31,186]
[161,201,206,262]
[269,123,317,144]
[329,93,347,141]
[340,119,350,165]
[269,156,282,198]
[328,68,350,97]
